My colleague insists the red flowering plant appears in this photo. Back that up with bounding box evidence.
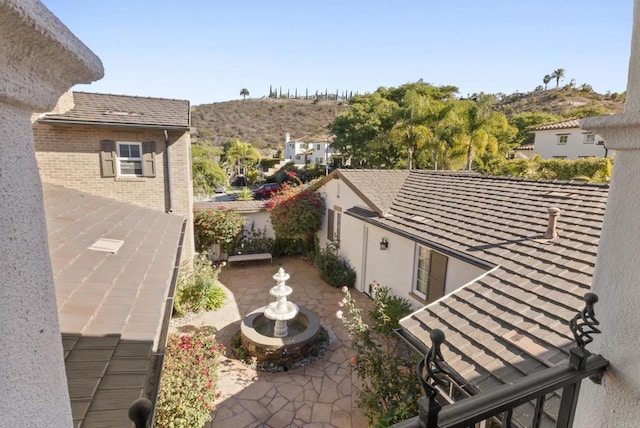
[337,286,421,425]
[155,327,225,428]
[267,179,325,255]
[194,208,246,254]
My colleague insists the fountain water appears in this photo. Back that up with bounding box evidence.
[239,267,324,367]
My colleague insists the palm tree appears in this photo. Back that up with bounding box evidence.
[240,88,249,99]
[224,140,260,176]
[543,74,552,90]
[552,69,565,88]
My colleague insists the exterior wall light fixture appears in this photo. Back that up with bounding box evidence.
[380,237,389,250]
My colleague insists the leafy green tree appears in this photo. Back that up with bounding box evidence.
[330,92,398,167]
[240,88,249,99]
[222,140,261,176]
[388,89,434,170]
[552,68,565,88]
[508,111,563,146]
[191,144,226,197]
[543,74,552,90]
[458,100,516,170]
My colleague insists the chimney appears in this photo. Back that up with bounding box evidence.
[544,207,561,239]
[285,132,290,144]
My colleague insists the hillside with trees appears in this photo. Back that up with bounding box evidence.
[191,84,623,152]
[191,98,347,150]
[190,79,623,194]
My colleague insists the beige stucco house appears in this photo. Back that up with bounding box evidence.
[532,118,609,159]
[315,169,609,425]
[33,90,195,262]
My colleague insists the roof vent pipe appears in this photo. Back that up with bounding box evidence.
[544,207,561,239]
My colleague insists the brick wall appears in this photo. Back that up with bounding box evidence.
[33,123,194,261]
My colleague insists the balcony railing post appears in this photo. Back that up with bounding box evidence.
[557,293,603,427]
[416,329,451,428]
[128,397,152,428]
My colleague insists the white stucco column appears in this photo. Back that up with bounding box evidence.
[0,1,103,426]
[574,1,640,426]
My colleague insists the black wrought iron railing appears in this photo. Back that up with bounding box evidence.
[393,293,609,428]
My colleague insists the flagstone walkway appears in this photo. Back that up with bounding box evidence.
[170,256,375,428]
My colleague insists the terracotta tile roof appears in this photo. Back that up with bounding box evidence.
[336,169,410,215]
[39,91,190,129]
[44,184,186,427]
[532,118,580,131]
[346,171,607,424]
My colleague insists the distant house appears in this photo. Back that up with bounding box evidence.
[33,91,195,261]
[283,132,342,168]
[532,118,608,159]
[314,169,608,425]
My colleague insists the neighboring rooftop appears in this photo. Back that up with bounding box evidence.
[345,170,608,425]
[44,184,185,427]
[194,199,268,213]
[532,118,581,131]
[38,91,190,130]
[333,169,410,216]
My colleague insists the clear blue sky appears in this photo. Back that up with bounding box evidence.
[42,0,633,106]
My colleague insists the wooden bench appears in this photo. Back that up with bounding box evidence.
[227,253,272,267]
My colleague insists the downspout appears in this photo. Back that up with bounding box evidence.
[164,129,173,213]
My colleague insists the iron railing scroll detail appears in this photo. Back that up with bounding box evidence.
[569,292,601,371]
[391,293,609,428]
[416,329,451,427]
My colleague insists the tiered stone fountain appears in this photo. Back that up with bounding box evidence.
[240,267,323,367]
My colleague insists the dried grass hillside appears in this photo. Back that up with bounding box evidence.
[191,98,347,150]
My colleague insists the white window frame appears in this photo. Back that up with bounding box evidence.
[414,245,431,300]
[116,142,143,176]
[583,133,596,144]
[413,244,448,302]
[557,134,569,145]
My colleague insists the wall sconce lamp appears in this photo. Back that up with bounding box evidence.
[380,237,389,250]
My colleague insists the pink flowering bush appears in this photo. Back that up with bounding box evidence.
[338,287,421,425]
[155,327,225,427]
[267,183,325,255]
[194,208,245,253]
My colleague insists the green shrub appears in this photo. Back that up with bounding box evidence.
[337,287,420,425]
[155,327,224,428]
[369,284,413,334]
[316,243,356,288]
[194,208,246,253]
[237,187,254,201]
[228,225,274,255]
[174,253,226,315]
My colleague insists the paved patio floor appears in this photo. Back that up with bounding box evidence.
[170,256,375,427]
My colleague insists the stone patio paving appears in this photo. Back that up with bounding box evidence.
[170,256,375,427]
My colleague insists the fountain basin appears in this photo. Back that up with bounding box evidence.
[240,306,322,365]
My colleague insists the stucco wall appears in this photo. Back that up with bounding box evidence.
[0,0,104,425]
[318,175,487,309]
[241,211,276,238]
[33,123,194,260]
[318,176,371,248]
[357,223,487,309]
[574,109,640,424]
[533,128,607,159]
